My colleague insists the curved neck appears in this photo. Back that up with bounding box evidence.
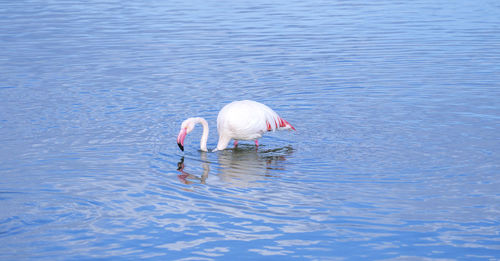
[193,117,209,152]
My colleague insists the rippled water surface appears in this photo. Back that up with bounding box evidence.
[1,0,499,260]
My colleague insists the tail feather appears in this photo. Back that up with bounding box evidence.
[266,117,295,131]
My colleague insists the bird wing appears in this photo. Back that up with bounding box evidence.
[217,100,294,141]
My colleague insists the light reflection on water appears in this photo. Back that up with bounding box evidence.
[1,0,499,259]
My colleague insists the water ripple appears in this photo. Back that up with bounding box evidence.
[1,0,499,259]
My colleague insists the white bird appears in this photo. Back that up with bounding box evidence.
[177,100,295,152]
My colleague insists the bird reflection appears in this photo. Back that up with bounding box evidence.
[175,146,294,187]
[177,156,209,185]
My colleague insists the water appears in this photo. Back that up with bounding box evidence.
[1,0,499,260]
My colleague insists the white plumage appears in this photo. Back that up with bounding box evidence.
[177,100,295,152]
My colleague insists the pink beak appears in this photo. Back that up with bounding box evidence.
[177,128,187,151]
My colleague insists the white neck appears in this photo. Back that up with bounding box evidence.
[192,117,209,152]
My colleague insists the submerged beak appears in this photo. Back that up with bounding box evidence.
[177,128,187,151]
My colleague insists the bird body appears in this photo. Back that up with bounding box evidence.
[215,100,294,151]
[177,100,295,152]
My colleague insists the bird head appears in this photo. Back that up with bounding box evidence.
[177,118,196,151]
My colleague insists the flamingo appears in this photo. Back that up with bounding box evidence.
[176,100,295,152]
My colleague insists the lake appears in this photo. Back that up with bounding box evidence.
[1,0,499,260]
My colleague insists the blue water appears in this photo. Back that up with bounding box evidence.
[1,0,499,260]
